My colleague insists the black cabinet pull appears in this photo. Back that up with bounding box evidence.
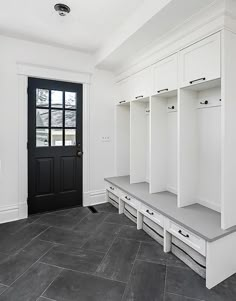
[157,88,168,94]
[125,196,131,201]
[119,100,126,104]
[178,230,189,238]
[168,106,175,110]
[189,77,206,84]
[146,209,154,216]
[135,95,144,99]
[200,100,208,105]
[110,187,114,190]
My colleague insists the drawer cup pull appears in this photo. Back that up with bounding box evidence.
[119,100,126,104]
[146,209,154,216]
[178,230,189,238]
[110,187,114,190]
[125,196,131,201]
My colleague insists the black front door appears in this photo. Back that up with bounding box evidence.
[28,78,83,214]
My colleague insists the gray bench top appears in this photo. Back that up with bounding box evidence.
[105,176,236,242]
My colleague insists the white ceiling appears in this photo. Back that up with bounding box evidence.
[0,0,144,53]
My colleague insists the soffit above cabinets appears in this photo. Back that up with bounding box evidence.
[95,0,221,72]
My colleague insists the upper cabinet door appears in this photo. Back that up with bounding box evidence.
[153,54,178,95]
[179,33,221,87]
[132,67,151,100]
[117,77,132,104]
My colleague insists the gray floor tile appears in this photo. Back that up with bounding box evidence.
[38,227,89,247]
[118,225,154,242]
[22,239,54,258]
[0,219,35,236]
[166,266,236,301]
[40,245,105,273]
[0,224,48,255]
[165,293,201,301]
[0,285,8,296]
[137,241,168,265]
[94,203,118,213]
[73,212,108,232]
[96,238,140,282]
[0,262,61,301]
[37,298,53,301]
[35,213,80,230]
[66,207,91,219]
[83,222,123,252]
[0,253,8,263]
[0,251,40,285]
[123,260,166,301]
[104,213,135,226]
[137,242,187,268]
[43,269,126,301]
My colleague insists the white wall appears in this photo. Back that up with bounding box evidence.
[0,35,115,220]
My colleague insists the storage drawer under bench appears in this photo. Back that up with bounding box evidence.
[120,192,140,210]
[105,181,120,197]
[165,219,206,256]
[139,203,164,227]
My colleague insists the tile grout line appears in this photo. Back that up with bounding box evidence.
[6,242,56,288]
[39,268,64,300]
[163,265,168,301]
[38,261,127,284]
[166,292,205,301]
[121,241,141,301]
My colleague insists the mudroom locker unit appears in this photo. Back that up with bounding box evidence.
[106,22,236,290]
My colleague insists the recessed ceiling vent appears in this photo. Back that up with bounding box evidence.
[54,3,71,16]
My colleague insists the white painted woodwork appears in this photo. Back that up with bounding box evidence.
[152,54,178,95]
[139,203,164,227]
[178,81,221,211]
[221,30,236,229]
[131,67,151,100]
[117,78,133,103]
[165,219,206,256]
[206,231,236,289]
[130,99,150,184]
[150,92,177,194]
[179,32,221,88]
[116,103,130,176]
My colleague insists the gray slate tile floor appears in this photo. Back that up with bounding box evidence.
[0,202,235,300]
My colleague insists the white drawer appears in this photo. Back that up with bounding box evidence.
[166,220,206,256]
[105,181,120,197]
[140,203,164,227]
[120,193,140,210]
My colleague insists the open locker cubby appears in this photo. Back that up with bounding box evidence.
[130,97,150,184]
[178,79,221,212]
[150,90,178,194]
[116,102,130,176]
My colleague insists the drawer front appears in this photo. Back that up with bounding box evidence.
[140,203,164,227]
[166,220,206,256]
[120,193,140,210]
[105,181,120,197]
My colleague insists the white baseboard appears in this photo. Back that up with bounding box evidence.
[0,205,20,224]
[83,189,106,207]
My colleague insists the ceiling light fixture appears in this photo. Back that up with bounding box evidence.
[54,3,71,16]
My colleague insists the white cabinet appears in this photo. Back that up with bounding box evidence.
[131,67,151,100]
[179,33,221,87]
[152,54,178,94]
[117,77,132,103]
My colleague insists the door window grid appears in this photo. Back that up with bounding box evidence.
[36,89,77,147]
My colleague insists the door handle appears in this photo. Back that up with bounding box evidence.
[77,151,83,157]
